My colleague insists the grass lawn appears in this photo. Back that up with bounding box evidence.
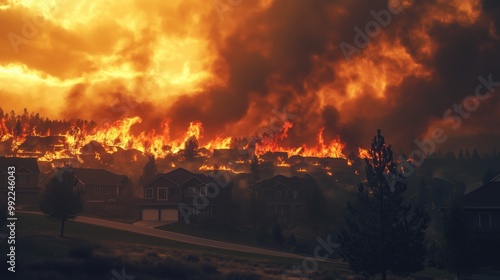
[14,213,319,266]
[8,213,467,279]
[157,222,259,246]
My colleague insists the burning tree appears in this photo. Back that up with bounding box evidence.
[338,130,428,280]
[183,135,199,161]
[139,154,158,186]
[39,168,84,237]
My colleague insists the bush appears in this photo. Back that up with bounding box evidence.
[68,244,93,259]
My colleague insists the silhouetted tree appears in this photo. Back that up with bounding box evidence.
[13,118,22,138]
[492,149,498,159]
[440,197,477,278]
[471,148,480,161]
[139,155,158,187]
[444,151,456,161]
[271,223,284,248]
[183,135,199,161]
[465,149,471,161]
[458,149,464,162]
[339,130,428,280]
[417,177,430,210]
[39,168,84,237]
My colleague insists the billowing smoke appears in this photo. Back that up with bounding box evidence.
[0,0,499,153]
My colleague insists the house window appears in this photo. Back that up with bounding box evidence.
[95,186,101,194]
[188,187,196,197]
[145,188,153,199]
[275,191,282,199]
[284,191,289,198]
[200,186,208,197]
[158,187,168,200]
[292,191,298,199]
[479,212,491,228]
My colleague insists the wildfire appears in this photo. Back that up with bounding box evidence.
[358,148,372,159]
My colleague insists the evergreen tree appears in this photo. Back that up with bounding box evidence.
[339,130,428,280]
[465,149,471,161]
[471,148,480,161]
[39,168,84,237]
[183,135,199,161]
[139,155,158,187]
[417,177,429,210]
[13,118,22,138]
[458,150,464,162]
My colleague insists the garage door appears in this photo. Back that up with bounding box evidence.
[160,209,178,221]
[142,209,159,221]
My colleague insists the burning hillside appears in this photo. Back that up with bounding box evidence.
[0,110,348,163]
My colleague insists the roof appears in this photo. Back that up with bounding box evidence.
[252,174,317,190]
[462,175,500,209]
[0,156,40,173]
[146,168,213,187]
[54,168,127,186]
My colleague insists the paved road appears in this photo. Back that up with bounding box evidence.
[20,211,311,260]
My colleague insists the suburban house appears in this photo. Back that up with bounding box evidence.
[251,174,317,214]
[460,174,500,267]
[42,167,128,203]
[139,168,232,222]
[0,157,40,205]
[461,174,500,231]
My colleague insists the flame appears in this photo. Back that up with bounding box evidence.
[297,168,307,173]
[199,164,243,173]
[358,148,372,159]
[255,125,346,159]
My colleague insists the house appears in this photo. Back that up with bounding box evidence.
[139,168,232,222]
[251,174,317,214]
[461,174,500,231]
[460,174,500,268]
[0,157,40,205]
[42,168,128,203]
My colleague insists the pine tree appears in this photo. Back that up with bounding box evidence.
[39,168,84,237]
[183,136,199,161]
[471,148,480,161]
[139,155,158,187]
[338,130,428,280]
